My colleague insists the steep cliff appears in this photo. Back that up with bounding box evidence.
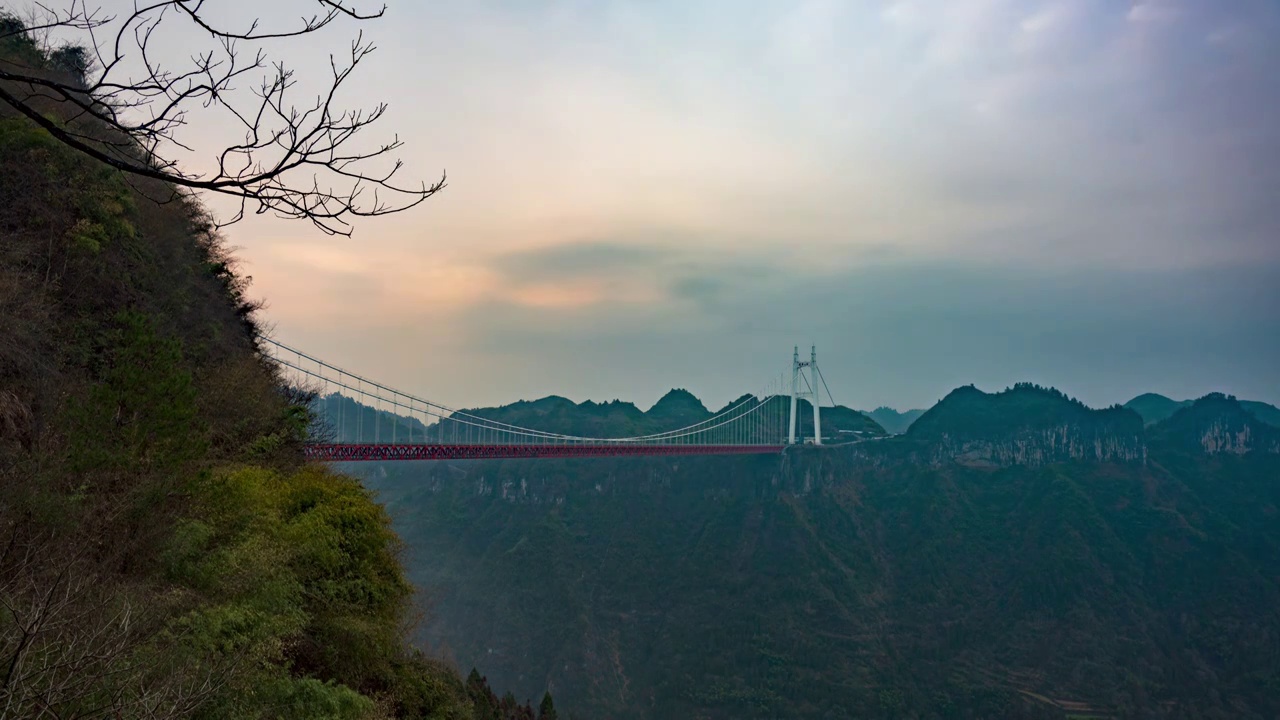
[1150,393,1280,455]
[330,385,1280,718]
[351,439,1280,720]
[894,384,1146,467]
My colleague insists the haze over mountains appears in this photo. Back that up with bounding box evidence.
[326,384,1280,719]
[321,385,1280,444]
[1125,393,1280,429]
[5,2,1279,719]
[864,390,1280,437]
[864,407,926,434]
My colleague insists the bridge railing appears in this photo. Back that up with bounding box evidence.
[261,337,791,448]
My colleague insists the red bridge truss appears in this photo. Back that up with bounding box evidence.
[303,443,786,462]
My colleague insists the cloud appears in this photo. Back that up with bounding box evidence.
[300,251,1280,411]
[489,242,664,284]
[200,0,1280,411]
[1128,1,1181,24]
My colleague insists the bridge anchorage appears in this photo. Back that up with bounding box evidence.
[262,338,834,462]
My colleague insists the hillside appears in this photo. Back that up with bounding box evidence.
[1124,393,1193,425]
[863,406,926,434]
[0,24,544,720]
[1125,392,1280,428]
[345,387,1280,719]
[811,401,887,439]
[1148,393,1280,455]
[900,383,1146,466]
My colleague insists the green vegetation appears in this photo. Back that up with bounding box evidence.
[908,383,1141,441]
[1148,393,1280,455]
[9,17,1277,720]
[1123,393,1194,426]
[348,390,1280,719]
[1240,400,1280,428]
[0,25,547,719]
[864,406,926,434]
[1125,393,1280,429]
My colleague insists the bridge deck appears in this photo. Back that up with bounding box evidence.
[305,443,786,462]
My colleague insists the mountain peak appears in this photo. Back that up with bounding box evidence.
[714,393,758,414]
[901,383,1144,466]
[648,388,709,417]
[1152,393,1280,455]
[910,383,1131,439]
[863,406,926,434]
[1124,393,1193,426]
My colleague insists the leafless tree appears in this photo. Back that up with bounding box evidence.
[0,524,247,719]
[0,1,445,236]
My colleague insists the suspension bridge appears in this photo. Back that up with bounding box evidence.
[264,339,834,462]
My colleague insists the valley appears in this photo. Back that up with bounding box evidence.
[336,388,1280,719]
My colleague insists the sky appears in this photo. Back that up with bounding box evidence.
[116,0,1280,411]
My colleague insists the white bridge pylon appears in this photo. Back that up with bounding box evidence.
[788,345,823,446]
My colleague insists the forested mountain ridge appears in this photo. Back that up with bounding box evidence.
[862,406,926,434]
[864,383,1148,467]
[855,390,1280,438]
[349,384,1280,719]
[1148,392,1280,455]
[0,25,549,720]
[847,386,1280,468]
[1125,392,1280,428]
[1124,393,1193,425]
[318,389,886,443]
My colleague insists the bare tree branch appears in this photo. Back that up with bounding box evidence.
[0,1,444,236]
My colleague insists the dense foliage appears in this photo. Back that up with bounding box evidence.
[1126,392,1280,429]
[907,383,1141,442]
[0,28,547,719]
[348,395,1280,719]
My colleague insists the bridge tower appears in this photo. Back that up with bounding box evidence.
[788,345,822,445]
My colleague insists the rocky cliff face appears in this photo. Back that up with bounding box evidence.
[1151,393,1280,456]
[918,426,1147,467]
[854,389,1280,469]
[882,384,1147,469]
[354,391,1274,505]
[1197,420,1267,455]
[350,425,1280,720]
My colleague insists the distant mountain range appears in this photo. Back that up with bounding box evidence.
[315,387,1280,445]
[892,383,1146,466]
[862,391,1279,436]
[1124,392,1280,428]
[348,383,1280,719]
[861,406,926,434]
